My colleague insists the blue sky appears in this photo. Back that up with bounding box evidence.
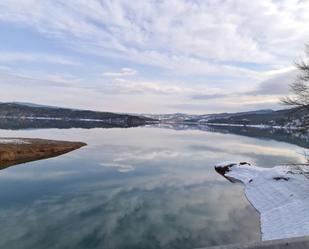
[0,0,309,114]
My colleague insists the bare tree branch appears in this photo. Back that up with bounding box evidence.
[281,44,309,130]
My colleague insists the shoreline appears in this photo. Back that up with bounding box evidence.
[215,162,309,241]
[0,138,86,170]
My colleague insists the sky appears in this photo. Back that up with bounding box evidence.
[0,0,309,114]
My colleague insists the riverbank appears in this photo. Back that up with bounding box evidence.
[0,138,86,170]
[215,162,309,241]
[199,235,309,249]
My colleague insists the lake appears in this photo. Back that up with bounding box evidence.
[0,125,308,249]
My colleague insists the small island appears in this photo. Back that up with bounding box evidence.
[0,138,86,170]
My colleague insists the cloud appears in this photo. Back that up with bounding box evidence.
[251,69,297,95]
[0,66,82,86]
[191,94,228,100]
[110,77,225,96]
[113,78,186,95]
[189,66,299,112]
[1,0,308,73]
[103,67,137,77]
[0,51,80,65]
[0,0,309,113]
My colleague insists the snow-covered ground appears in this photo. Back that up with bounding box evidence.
[0,138,30,144]
[215,162,309,241]
[0,116,104,122]
[207,123,298,130]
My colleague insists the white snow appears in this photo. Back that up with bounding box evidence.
[0,116,113,122]
[207,123,298,130]
[0,138,30,144]
[215,162,309,241]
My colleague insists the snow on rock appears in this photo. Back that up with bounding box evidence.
[0,139,30,144]
[215,162,309,241]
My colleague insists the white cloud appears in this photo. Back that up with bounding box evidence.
[1,0,308,71]
[0,66,82,86]
[0,0,309,113]
[103,67,137,77]
[0,51,80,65]
[111,77,223,96]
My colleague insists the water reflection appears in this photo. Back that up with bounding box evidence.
[0,178,259,249]
[152,123,309,149]
[0,127,307,248]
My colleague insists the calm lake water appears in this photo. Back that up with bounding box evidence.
[0,125,308,249]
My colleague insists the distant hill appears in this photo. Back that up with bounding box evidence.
[145,110,275,123]
[0,102,152,127]
[205,108,308,128]
[7,102,59,108]
[189,109,275,123]
[143,113,197,123]
[1,102,307,130]
[144,108,308,129]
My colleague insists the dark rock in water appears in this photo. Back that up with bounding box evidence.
[273,176,289,181]
[240,162,251,165]
[215,164,235,182]
[0,138,86,170]
[215,162,251,183]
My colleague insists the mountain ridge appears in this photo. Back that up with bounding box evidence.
[0,102,152,127]
[0,102,307,129]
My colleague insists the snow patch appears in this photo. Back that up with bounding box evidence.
[215,162,309,241]
[0,138,30,144]
[207,123,299,130]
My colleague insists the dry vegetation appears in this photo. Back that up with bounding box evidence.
[0,138,86,170]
